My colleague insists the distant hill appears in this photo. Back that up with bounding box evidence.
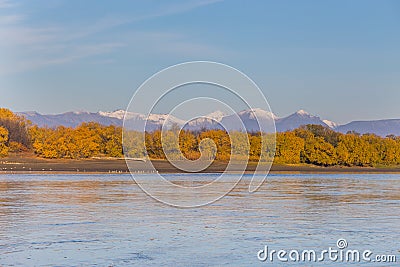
[337,119,400,137]
[17,109,400,136]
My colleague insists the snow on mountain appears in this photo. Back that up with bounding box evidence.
[18,108,318,132]
[322,119,338,129]
[219,108,276,132]
[18,108,400,136]
[238,108,278,120]
[72,111,90,115]
[147,114,185,125]
[98,110,185,130]
[99,110,127,120]
[295,109,310,116]
[99,110,149,120]
[205,110,227,122]
[183,111,228,130]
[275,110,329,132]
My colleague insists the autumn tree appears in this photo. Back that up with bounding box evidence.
[0,108,30,150]
[261,133,276,162]
[198,130,231,161]
[301,124,341,146]
[303,136,337,166]
[2,111,398,167]
[99,125,123,157]
[123,131,146,158]
[0,126,9,157]
[179,130,200,160]
[248,133,262,161]
[145,130,165,159]
[336,133,373,166]
[229,131,249,160]
[275,132,304,164]
[30,122,122,159]
[294,127,337,166]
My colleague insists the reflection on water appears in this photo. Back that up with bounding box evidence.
[0,174,399,266]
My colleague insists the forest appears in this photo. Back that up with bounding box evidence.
[1,108,400,167]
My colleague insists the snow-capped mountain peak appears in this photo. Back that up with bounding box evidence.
[204,110,227,122]
[72,111,90,115]
[239,108,277,120]
[147,114,185,125]
[99,110,126,120]
[322,119,338,129]
[295,109,311,116]
[20,108,400,137]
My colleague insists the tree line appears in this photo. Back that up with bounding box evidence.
[1,108,400,167]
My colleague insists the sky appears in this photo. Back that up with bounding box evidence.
[0,0,399,124]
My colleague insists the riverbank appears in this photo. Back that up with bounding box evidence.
[2,153,400,174]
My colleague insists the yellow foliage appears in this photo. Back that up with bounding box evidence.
[275,132,304,164]
[0,126,9,157]
[0,110,394,167]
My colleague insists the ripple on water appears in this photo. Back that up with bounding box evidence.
[0,173,399,266]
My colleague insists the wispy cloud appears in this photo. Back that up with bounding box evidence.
[117,31,226,60]
[0,14,24,24]
[8,43,125,73]
[55,0,224,43]
[0,0,18,9]
[0,0,225,74]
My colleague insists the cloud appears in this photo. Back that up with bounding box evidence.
[121,31,227,57]
[0,0,17,9]
[54,0,224,42]
[0,0,225,74]
[0,41,127,74]
[0,14,24,24]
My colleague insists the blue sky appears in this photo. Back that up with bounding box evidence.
[0,0,399,124]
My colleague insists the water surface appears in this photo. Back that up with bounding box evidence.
[0,173,399,266]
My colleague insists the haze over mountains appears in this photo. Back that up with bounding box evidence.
[18,109,400,137]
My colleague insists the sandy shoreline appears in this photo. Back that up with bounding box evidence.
[1,154,400,174]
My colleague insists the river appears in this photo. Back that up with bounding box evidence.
[0,173,399,266]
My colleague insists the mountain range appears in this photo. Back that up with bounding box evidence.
[17,109,400,137]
